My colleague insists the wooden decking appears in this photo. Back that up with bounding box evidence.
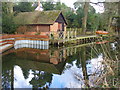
[49,31,109,45]
[50,35,102,45]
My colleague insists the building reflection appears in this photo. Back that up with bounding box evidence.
[2,45,78,88]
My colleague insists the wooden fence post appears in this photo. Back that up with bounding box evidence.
[75,30,77,38]
[63,31,66,39]
[71,31,73,38]
[67,31,70,40]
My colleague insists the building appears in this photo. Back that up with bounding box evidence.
[14,10,67,36]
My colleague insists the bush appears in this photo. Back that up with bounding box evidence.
[2,13,18,34]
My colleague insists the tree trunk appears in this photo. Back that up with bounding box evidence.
[9,2,13,13]
[5,2,13,14]
[80,47,89,87]
[82,2,89,35]
[107,16,112,32]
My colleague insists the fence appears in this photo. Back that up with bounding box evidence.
[49,29,94,40]
[49,31,77,40]
[67,28,95,35]
[67,28,82,36]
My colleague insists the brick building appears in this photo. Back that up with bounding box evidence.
[14,10,67,36]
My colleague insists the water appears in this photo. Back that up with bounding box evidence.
[2,39,120,88]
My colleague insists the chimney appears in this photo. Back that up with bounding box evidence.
[35,0,43,11]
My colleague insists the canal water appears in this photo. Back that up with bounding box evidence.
[2,38,120,88]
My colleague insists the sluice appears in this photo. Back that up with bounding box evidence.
[14,40,49,49]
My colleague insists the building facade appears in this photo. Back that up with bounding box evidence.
[14,10,67,36]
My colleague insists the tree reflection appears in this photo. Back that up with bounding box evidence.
[29,70,53,88]
[2,53,15,88]
[79,47,89,87]
[21,68,30,79]
[2,69,12,88]
[2,52,53,89]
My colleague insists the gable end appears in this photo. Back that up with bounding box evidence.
[55,13,67,25]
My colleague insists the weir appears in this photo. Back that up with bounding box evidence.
[0,34,49,53]
[14,40,49,49]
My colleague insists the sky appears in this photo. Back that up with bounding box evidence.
[61,0,104,13]
[54,0,105,13]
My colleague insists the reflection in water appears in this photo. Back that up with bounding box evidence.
[14,66,33,88]
[2,39,120,88]
[50,55,103,88]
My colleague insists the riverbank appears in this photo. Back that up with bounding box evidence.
[0,34,110,53]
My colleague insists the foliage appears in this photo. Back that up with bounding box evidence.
[102,2,119,31]
[2,2,18,34]
[2,2,13,14]
[87,11,99,30]
[2,2,36,34]
[41,1,55,11]
[54,2,62,10]
[2,13,18,34]
[13,2,36,13]
[29,71,53,88]
[54,2,70,11]
[64,10,77,28]
[75,3,101,31]
[75,7,84,28]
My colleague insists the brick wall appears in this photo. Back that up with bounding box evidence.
[50,22,59,32]
[50,22,66,32]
